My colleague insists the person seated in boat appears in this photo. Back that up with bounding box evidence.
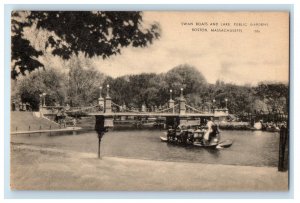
[179,125,188,144]
[167,126,176,141]
[182,132,189,144]
[203,117,219,145]
[210,124,221,144]
[193,126,204,143]
[175,125,182,142]
[174,125,187,144]
[187,128,195,143]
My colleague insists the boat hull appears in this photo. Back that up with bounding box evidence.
[160,136,233,149]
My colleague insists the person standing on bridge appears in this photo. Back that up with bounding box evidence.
[72,117,77,127]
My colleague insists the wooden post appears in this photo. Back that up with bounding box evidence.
[278,125,288,172]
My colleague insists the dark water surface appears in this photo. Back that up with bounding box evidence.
[11,129,280,167]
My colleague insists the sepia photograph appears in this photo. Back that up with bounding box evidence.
[10,10,289,191]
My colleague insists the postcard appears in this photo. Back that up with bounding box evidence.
[10,11,289,191]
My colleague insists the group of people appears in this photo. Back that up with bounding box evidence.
[55,109,77,127]
[167,117,220,146]
[262,121,286,132]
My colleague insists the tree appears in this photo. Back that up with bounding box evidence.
[11,12,44,79]
[165,64,207,94]
[16,69,66,110]
[254,82,288,113]
[11,11,160,79]
[102,73,168,109]
[165,64,207,106]
[102,66,208,109]
[66,57,106,107]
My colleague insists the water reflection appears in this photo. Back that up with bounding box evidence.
[206,148,221,158]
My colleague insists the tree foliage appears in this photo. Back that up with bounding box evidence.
[11,11,160,79]
[103,73,164,108]
[254,82,288,113]
[11,12,44,79]
[14,61,288,116]
[100,65,288,115]
[16,69,66,111]
[165,64,207,96]
[67,64,105,107]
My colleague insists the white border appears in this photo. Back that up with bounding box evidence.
[1,0,299,201]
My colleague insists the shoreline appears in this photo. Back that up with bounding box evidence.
[10,143,288,191]
[10,127,82,135]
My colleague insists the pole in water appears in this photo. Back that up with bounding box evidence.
[97,132,105,159]
[95,115,106,159]
[98,136,101,159]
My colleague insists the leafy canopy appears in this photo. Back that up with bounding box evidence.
[11,11,160,79]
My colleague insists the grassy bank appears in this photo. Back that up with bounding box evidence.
[11,143,288,191]
[11,111,60,132]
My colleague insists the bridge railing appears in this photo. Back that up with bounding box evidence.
[111,102,176,114]
[66,105,101,114]
[60,100,218,116]
[111,102,141,113]
[185,104,204,114]
[155,104,179,114]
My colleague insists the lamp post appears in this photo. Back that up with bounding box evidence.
[225,98,228,109]
[180,88,183,99]
[105,84,112,113]
[169,89,175,112]
[212,99,216,113]
[39,94,42,107]
[99,86,102,98]
[106,84,110,98]
[98,86,104,111]
[42,93,46,107]
[179,88,186,115]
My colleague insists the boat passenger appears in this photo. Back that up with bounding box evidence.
[193,127,203,143]
[203,117,218,145]
[175,125,182,142]
[167,126,176,141]
[179,125,188,144]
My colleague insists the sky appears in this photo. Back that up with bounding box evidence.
[22,11,289,85]
[92,11,289,85]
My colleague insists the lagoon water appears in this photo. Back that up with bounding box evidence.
[11,129,280,167]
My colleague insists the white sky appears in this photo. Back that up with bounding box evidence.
[92,11,289,85]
